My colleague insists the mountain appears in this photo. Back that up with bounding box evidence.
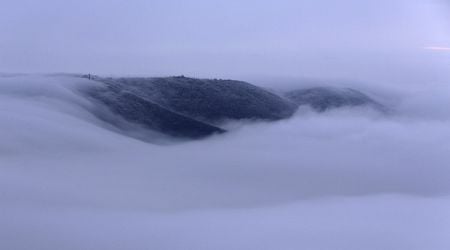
[83,76,296,139]
[82,76,387,139]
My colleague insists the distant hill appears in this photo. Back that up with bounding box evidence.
[284,87,387,112]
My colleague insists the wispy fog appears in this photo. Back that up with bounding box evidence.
[0,74,449,249]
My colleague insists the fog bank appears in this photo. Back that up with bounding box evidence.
[0,74,449,249]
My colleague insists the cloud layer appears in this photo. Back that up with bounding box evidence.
[0,74,449,249]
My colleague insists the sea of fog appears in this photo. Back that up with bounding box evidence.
[0,74,449,249]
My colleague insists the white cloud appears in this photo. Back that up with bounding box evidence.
[0,75,449,249]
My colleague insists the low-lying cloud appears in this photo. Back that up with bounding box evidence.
[0,74,449,249]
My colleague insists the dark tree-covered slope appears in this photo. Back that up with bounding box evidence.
[285,87,386,112]
[81,76,387,139]
[84,76,297,139]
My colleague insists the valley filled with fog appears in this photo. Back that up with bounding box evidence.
[1,0,450,248]
[1,73,449,249]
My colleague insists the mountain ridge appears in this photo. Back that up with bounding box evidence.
[81,75,387,139]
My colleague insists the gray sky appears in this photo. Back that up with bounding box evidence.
[1,0,449,79]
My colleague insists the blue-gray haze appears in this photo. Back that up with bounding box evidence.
[0,0,449,249]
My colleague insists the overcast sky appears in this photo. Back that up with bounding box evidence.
[1,0,449,79]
